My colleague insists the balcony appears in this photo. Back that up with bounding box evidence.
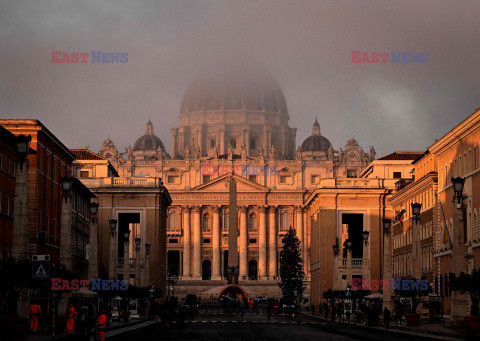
[395,178,413,191]
[340,258,364,268]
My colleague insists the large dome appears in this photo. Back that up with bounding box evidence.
[180,65,288,115]
[133,120,166,152]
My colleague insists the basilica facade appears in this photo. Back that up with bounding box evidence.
[95,67,375,292]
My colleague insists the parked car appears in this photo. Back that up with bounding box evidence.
[185,294,199,317]
[255,296,267,304]
[279,296,296,316]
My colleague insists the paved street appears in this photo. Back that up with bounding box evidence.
[109,308,425,341]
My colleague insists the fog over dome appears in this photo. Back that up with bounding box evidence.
[179,65,289,116]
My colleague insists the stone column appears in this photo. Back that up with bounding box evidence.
[212,206,221,280]
[412,219,421,280]
[303,210,309,277]
[239,206,248,279]
[88,219,99,279]
[123,238,130,284]
[13,161,29,259]
[269,207,277,278]
[295,206,304,265]
[171,128,178,157]
[182,207,191,278]
[258,206,267,279]
[109,228,117,279]
[60,196,73,270]
[192,206,202,279]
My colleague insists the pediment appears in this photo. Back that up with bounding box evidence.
[192,174,269,193]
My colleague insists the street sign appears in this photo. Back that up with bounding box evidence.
[345,289,352,297]
[32,258,50,279]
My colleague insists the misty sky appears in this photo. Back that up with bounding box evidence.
[1,0,479,158]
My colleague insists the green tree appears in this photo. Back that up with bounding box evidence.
[278,228,305,298]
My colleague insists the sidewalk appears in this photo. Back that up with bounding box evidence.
[301,312,480,340]
[21,318,155,341]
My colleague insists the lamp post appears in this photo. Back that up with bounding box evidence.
[60,176,74,270]
[345,239,353,289]
[411,203,422,281]
[15,134,31,171]
[123,230,131,284]
[60,176,74,203]
[362,230,370,287]
[88,202,100,278]
[382,218,393,310]
[108,219,117,279]
[332,238,340,289]
[450,177,467,324]
[135,237,141,287]
[145,242,151,286]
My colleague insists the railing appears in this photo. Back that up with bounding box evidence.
[340,258,364,267]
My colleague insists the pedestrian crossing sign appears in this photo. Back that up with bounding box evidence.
[32,261,50,279]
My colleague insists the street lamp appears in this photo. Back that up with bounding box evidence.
[124,230,131,243]
[135,237,141,251]
[345,239,352,250]
[109,219,117,236]
[89,202,99,222]
[60,176,74,203]
[411,203,422,224]
[145,242,151,257]
[383,219,391,237]
[451,177,465,204]
[362,230,370,246]
[333,238,340,257]
[16,134,31,171]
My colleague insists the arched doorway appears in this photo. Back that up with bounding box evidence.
[202,260,211,280]
[248,260,258,280]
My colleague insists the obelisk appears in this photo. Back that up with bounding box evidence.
[227,175,239,284]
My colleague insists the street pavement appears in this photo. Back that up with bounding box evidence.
[109,307,444,341]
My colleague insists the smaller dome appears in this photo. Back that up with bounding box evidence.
[133,120,166,152]
[301,135,332,152]
[300,118,332,152]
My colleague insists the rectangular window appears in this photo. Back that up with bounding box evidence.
[203,175,211,183]
[311,175,319,184]
[167,175,180,184]
[203,238,211,244]
[248,175,257,183]
[346,170,357,178]
[249,238,257,244]
[393,172,402,179]
[80,170,89,178]
[249,138,256,150]
[168,238,178,244]
[230,138,237,149]
[279,175,292,184]
[210,138,216,149]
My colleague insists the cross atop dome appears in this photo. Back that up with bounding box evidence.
[312,117,321,136]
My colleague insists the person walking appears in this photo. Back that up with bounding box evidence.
[65,303,77,336]
[310,305,315,315]
[323,302,329,320]
[29,300,42,333]
[96,309,108,341]
[383,307,391,330]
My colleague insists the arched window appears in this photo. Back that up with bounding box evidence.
[248,213,256,230]
[203,213,210,231]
